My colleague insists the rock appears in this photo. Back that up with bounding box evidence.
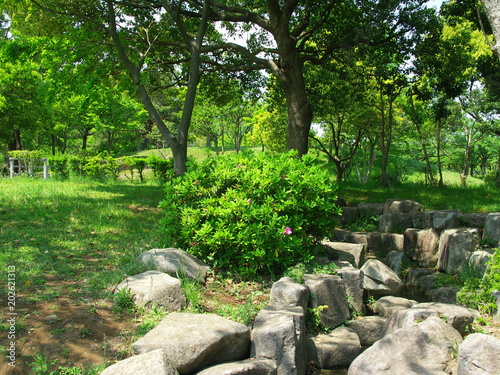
[433,210,461,232]
[379,213,415,233]
[383,199,424,214]
[196,359,277,375]
[412,211,435,229]
[335,265,364,315]
[138,248,210,284]
[468,250,494,276]
[251,305,306,375]
[303,274,350,329]
[335,207,359,226]
[361,259,404,296]
[380,233,404,254]
[270,277,309,311]
[357,202,385,218]
[437,228,481,274]
[322,240,365,268]
[345,316,386,346]
[403,228,440,268]
[413,302,478,336]
[373,296,418,318]
[307,327,361,369]
[405,268,435,287]
[483,212,500,242]
[330,229,349,242]
[457,333,500,375]
[385,251,408,276]
[348,317,463,375]
[381,307,441,337]
[492,290,500,323]
[132,313,250,374]
[458,212,488,229]
[343,232,370,249]
[116,270,186,311]
[100,349,179,375]
[428,287,459,304]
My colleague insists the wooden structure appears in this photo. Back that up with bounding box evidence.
[9,157,49,179]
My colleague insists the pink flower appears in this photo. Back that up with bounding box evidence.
[284,227,292,235]
[247,199,252,204]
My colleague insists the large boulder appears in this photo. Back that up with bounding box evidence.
[457,333,500,375]
[335,207,359,226]
[468,250,494,276]
[432,210,461,232]
[196,359,277,375]
[379,213,414,234]
[335,265,364,315]
[307,326,361,369]
[116,270,186,311]
[138,248,210,284]
[357,202,385,218]
[270,277,309,311]
[458,212,488,229]
[345,316,386,347]
[385,251,408,277]
[100,349,179,375]
[483,212,500,242]
[373,296,418,318]
[303,274,350,329]
[437,228,481,274]
[251,305,306,375]
[383,199,424,214]
[132,313,250,374]
[403,228,440,268]
[361,259,404,296]
[322,240,365,268]
[348,317,463,375]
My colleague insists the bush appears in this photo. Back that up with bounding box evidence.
[83,153,119,180]
[147,155,174,183]
[160,151,340,278]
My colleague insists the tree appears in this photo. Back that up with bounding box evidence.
[480,0,500,61]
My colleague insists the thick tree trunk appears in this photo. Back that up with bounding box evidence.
[481,0,500,61]
[8,129,22,151]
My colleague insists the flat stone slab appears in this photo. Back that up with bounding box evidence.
[361,259,404,296]
[196,358,277,375]
[116,270,186,310]
[100,349,179,375]
[373,296,418,318]
[133,313,250,374]
[345,316,386,347]
[270,277,309,311]
[457,333,500,375]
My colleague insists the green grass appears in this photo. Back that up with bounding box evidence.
[0,177,165,301]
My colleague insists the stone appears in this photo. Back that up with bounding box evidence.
[414,302,479,336]
[468,250,494,276]
[381,307,440,337]
[412,211,435,229]
[335,265,364,315]
[345,316,386,347]
[373,296,418,318]
[348,317,463,375]
[361,259,404,296]
[380,233,404,254]
[357,202,385,218]
[196,359,277,375]
[428,287,459,304]
[437,228,481,274]
[385,251,408,276]
[116,270,186,311]
[457,333,500,375]
[251,305,306,375]
[100,349,179,375]
[405,268,435,287]
[322,240,365,268]
[379,212,415,233]
[132,313,250,374]
[138,248,210,284]
[403,228,440,268]
[383,199,424,214]
[303,274,350,329]
[335,207,359,226]
[458,212,488,229]
[483,212,500,242]
[433,210,461,232]
[307,327,361,369]
[270,277,309,312]
[343,232,370,249]
[492,290,500,323]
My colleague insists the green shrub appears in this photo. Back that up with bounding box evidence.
[83,153,119,180]
[49,154,70,179]
[160,151,340,278]
[125,157,148,182]
[147,155,174,183]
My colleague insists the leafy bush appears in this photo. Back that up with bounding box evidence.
[160,151,340,277]
[83,153,119,180]
[124,157,148,182]
[147,155,174,183]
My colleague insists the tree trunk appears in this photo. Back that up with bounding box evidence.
[8,129,22,151]
[437,119,444,187]
[481,0,500,61]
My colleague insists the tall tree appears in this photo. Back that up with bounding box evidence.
[480,0,500,61]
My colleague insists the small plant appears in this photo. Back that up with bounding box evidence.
[343,215,379,232]
[307,305,331,334]
[79,328,91,337]
[181,278,203,313]
[112,288,136,315]
[136,304,170,335]
[28,352,58,375]
[57,367,84,375]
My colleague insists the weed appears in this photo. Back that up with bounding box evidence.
[307,305,331,334]
[181,278,203,313]
[136,304,169,335]
[79,328,91,337]
[112,288,136,315]
[28,352,58,375]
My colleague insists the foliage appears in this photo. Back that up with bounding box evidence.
[283,261,339,284]
[457,247,500,314]
[112,288,136,315]
[82,153,120,180]
[28,352,58,375]
[160,151,340,277]
[146,155,175,183]
[306,305,331,334]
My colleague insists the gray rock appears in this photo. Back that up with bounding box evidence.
[345,316,386,346]
[412,211,435,229]
[343,232,370,249]
[251,305,306,375]
[335,207,359,226]
[385,251,407,276]
[433,210,461,232]
[379,212,415,233]
[335,266,364,315]
[405,268,435,287]
[116,270,186,311]
[412,302,479,336]
[457,333,500,375]
[483,212,500,242]
[100,349,179,375]
[132,313,250,374]
[428,287,459,304]
[381,307,441,337]
[437,228,481,274]
[196,359,277,375]
[373,296,418,318]
[403,228,440,267]
[307,327,361,369]
[322,240,365,268]
[138,248,210,284]
[492,290,500,323]
[381,233,404,254]
[357,202,385,218]
[361,259,404,296]
[458,212,488,229]
[468,250,493,276]
[304,274,350,329]
[348,317,463,375]
[270,277,309,312]
[383,199,424,214]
